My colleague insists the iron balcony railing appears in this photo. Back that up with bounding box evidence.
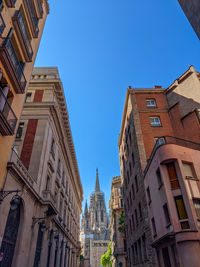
[13,10,33,61]
[0,36,26,93]
[9,147,35,185]
[0,13,5,35]
[0,86,17,135]
[37,0,43,17]
[27,0,39,37]
[144,136,200,176]
[4,0,17,7]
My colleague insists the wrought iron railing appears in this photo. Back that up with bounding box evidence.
[0,86,17,132]
[14,10,33,59]
[144,136,200,175]
[27,0,39,36]
[0,36,26,90]
[4,0,17,8]
[9,147,35,185]
[38,0,43,16]
[0,13,5,35]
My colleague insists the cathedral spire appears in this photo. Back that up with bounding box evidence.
[84,200,88,214]
[95,168,100,192]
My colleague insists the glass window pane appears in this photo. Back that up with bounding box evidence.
[175,196,188,220]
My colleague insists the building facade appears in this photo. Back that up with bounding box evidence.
[80,169,110,267]
[178,0,200,40]
[118,65,200,267]
[109,176,127,267]
[0,0,49,190]
[144,66,200,267]
[0,67,83,267]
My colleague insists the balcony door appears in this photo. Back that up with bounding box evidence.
[0,199,21,267]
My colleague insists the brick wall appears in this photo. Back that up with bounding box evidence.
[20,119,38,169]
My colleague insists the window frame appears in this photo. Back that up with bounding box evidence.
[146,99,157,108]
[150,116,162,127]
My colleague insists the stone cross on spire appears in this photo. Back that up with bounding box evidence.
[95,168,100,192]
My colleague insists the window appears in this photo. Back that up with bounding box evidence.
[134,243,138,264]
[101,211,104,222]
[129,219,132,234]
[142,234,147,260]
[62,171,65,185]
[146,99,156,108]
[16,122,24,139]
[135,175,138,192]
[129,162,132,176]
[154,137,165,147]
[132,184,135,200]
[151,217,157,237]
[131,245,135,264]
[150,117,161,127]
[162,247,171,267]
[138,239,142,263]
[45,175,50,190]
[120,198,124,208]
[135,209,138,226]
[163,203,171,226]
[96,211,98,222]
[50,139,55,158]
[127,171,130,184]
[132,152,135,167]
[182,162,196,179]
[120,187,123,196]
[175,196,189,229]
[147,187,151,205]
[129,192,132,206]
[132,214,135,230]
[57,159,61,175]
[25,92,32,102]
[156,168,163,188]
[138,202,142,221]
[193,199,200,218]
[166,162,179,189]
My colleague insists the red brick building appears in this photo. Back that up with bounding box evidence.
[118,65,200,266]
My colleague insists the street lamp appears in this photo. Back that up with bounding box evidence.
[0,189,21,205]
[32,216,47,229]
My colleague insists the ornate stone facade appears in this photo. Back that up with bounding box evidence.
[81,169,110,267]
[0,67,83,267]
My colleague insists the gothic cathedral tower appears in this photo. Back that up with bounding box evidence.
[80,169,110,267]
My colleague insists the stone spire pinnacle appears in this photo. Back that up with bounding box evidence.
[95,168,100,192]
[84,200,88,214]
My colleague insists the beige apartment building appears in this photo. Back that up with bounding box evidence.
[0,0,49,190]
[109,176,127,267]
[0,67,83,267]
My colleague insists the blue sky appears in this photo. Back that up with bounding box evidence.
[35,0,200,211]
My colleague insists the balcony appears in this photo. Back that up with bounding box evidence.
[144,136,200,175]
[24,0,39,38]
[0,14,5,35]
[0,87,17,135]
[8,148,35,185]
[0,37,26,93]
[12,11,33,62]
[4,0,17,7]
[35,0,43,18]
